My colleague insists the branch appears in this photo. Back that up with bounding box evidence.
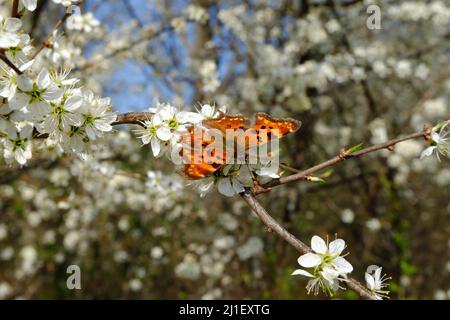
[112,112,152,126]
[30,11,73,60]
[256,129,430,194]
[2,0,85,73]
[0,51,23,74]
[73,23,175,72]
[34,111,152,139]
[122,0,144,27]
[11,0,20,18]
[240,190,378,300]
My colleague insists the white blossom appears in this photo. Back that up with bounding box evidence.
[135,117,166,157]
[67,13,100,33]
[365,265,391,300]
[0,16,22,49]
[292,235,353,296]
[216,165,253,197]
[2,121,33,165]
[22,0,37,11]
[421,123,450,161]
[0,66,18,101]
[196,104,226,120]
[39,93,83,135]
[5,34,34,71]
[80,91,116,140]
[10,69,63,121]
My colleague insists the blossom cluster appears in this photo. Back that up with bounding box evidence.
[0,10,116,166]
[0,66,117,164]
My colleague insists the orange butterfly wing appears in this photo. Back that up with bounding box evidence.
[181,113,301,180]
[203,114,250,132]
[180,126,226,180]
[250,112,302,144]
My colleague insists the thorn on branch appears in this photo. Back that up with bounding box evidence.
[305,175,326,183]
[423,123,432,141]
[339,148,351,160]
[43,40,53,49]
[251,182,272,195]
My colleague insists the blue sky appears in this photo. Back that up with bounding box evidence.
[84,0,193,113]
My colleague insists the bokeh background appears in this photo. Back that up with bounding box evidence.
[0,0,449,299]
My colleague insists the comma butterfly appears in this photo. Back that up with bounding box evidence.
[180,112,301,180]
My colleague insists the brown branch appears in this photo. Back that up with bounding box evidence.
[0,52,23,74]
[31,12,71,59]
[30,0,49,36]
[240,190,378,300]
[31,1,85,60]
[112,112,152,126]
[73,17,196,72]
[256,130,430,194]
[11,0,20,18]
[73,24,173,72]
[122,0,144,28]
[34,111,153,139]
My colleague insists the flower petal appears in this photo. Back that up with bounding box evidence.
[37,69,51,89]
[94,120,112,132]
[329,239,345,256]
[156,126,172,141]
[311,235,327,254]
[151,138,161,157]
[16,75,33,92]
[65,95,83,111]
[15,148,27,165]
[332,257,353,274]
[374,267,382,284]
[365,273,375,290]
[217,178,235,197]
[42,86,63,101]
[420,146,435,159]
[291,269,315,278]
[321,266,340,283]
[5,18,23,32]
[23,0,37,11]
[231,178,245,194]
[298,253,322,268]
[8,93,29,110]
[431,131,440,143]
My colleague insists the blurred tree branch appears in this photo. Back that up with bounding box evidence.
[30,3,81,60]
